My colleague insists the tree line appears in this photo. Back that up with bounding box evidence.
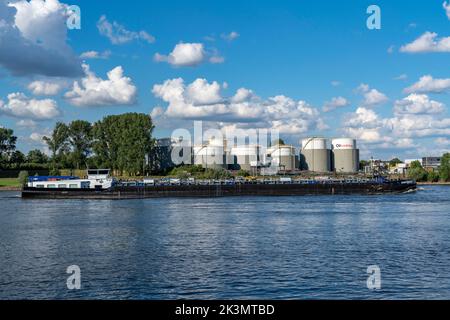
[407,157,450,182]
[1,113,155,176]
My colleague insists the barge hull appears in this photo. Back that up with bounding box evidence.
[21,182,416,200]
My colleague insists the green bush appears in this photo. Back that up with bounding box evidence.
[236,169,250,177]
[439,153,450,182]
[49,168,61,176]
[200,168,232,180]
[427,171,440,183]
[18,171,29,187]
[407,161,428,182]
[168,165,205,178]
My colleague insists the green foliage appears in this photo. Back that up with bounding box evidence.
[18,170,29,186]
[167,165,232,179]
[26,149,48,164]
[200,168,232,180]
[49,168,61,176]
[427,171,440,183]
[389,158,403,167]
[168,165,205,178]
[93,113,154,176]
[0,128,17,167]
[408,161,428,182]
[9,151,26,166]
[43,122,69,167]
[236,169,250,177]
[359,160,369,170]
[439,153,450,182]
[68,120,92,169]
[409,160,422,169]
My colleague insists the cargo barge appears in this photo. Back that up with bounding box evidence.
[21,169,417,200]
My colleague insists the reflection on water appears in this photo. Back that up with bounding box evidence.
[1,186,450,299]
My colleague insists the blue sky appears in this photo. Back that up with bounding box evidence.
[1,0,450,160]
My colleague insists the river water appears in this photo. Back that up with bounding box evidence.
[0,186,449,299]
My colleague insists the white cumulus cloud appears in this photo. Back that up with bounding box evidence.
[356,84,388,107]
[154,43,224,67]
[64,64,137,107]
[154,43,206,67]
[0,0,82,77]
[0,92,60,120]
[400,31,450,53]
[322,96,349,112]
[151,77,326,136]
[394,94,445,115]
[28,80,63,96]
[404,75,450,94]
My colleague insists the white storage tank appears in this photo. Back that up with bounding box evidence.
[193,145,226,169]
[331,138,360,173]
[300,138,331,172]
[267,145,298,171]
[229,145,260,171]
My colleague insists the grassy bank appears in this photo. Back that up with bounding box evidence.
[0,178,20,187]
[0,178,21,190]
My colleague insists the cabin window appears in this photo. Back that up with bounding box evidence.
[69,184,78,189]
[47,184,56,188]
[36,184,44,188]
[81,182,90,189]
[58,184,67,188]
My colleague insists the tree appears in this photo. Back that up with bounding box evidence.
[26,149,49,164]
[93,113,154,175]
[0,128,17,166]
[272,138,286,146]
[18,171,29,187]
[43,122,69,169]
[389,158,402,167]
[439,153,450,182]
[360,160,369,170]
[10,150,26,166]
[68,120,92,170]
[427,171,440,183]
[408,160,428,182]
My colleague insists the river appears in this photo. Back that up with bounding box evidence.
[0,186,449,299]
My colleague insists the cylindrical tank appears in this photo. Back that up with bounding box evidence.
[229,145,260,171]
[331,138,360,173]
[267,145,298,171]
[193,145,226,169]
[300,138,331,172]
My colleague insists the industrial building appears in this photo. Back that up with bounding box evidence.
[331,138,360,173]
[422,157,441,170]
[300,137,360,173]
[148,138,176,173]
[267,144,298,172]
[193,138,227,170]
[153,136,361,175]
[300,138,331,172]
[228,145,260,171]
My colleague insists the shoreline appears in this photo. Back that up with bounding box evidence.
[417,182,450,185]
[0,187,21,191]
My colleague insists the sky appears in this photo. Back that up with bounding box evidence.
[1,0,450,160]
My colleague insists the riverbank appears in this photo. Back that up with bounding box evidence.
[0,178,20,191]
[0,187,21,191]
[417,182,450,185]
